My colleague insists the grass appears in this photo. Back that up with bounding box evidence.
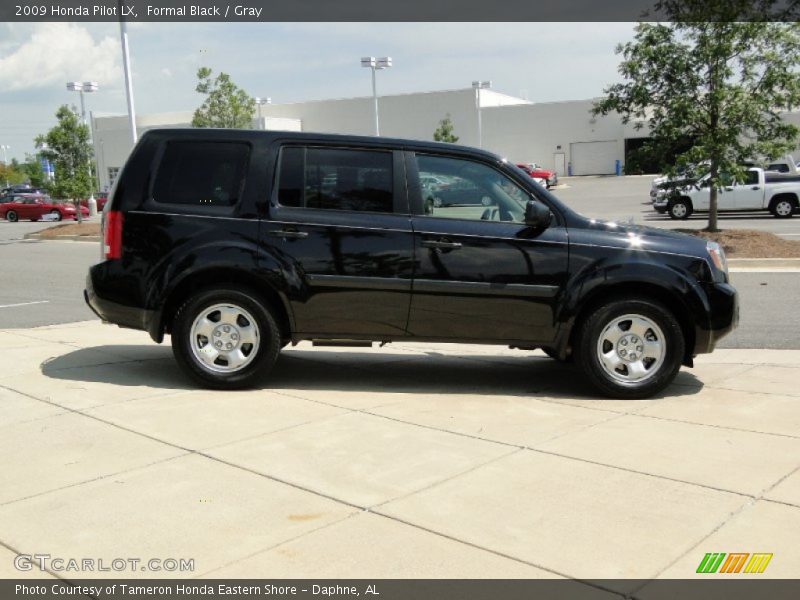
[678,228,800,258]
[34,222,100,238]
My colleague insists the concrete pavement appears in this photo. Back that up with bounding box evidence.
[0,321,798,591]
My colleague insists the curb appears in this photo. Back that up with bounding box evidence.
[24,233,101,242]
[728,258,800,268]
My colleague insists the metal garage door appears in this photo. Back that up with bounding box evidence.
[570,140,618,175]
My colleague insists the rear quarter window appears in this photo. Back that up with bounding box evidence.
[152,141,250,207]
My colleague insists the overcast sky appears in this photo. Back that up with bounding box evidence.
[0,22,636,160]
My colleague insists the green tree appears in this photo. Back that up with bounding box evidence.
[593,0,800,231]
[20,155,47,189]
[433,114,460,143]
[35,105,94,222]
[191,67,256,129]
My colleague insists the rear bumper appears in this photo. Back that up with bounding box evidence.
[84,268,154,333]
[694,281,739,354]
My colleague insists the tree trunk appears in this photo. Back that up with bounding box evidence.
[74,198,82,224]
[707,186,719,232]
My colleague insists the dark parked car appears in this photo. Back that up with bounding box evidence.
[85,130,738,398]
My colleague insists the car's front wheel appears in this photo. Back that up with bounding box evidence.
[50,210,62,221]
[574,298,684,399]
[668,198,692,220]
[171,287,282,389]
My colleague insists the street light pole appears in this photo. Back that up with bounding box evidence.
[255,97,271,130]
[472,80,491,148]
[67,81,99,219]
[0,145,9,188]
[361,57,392,136]
[119,2,138,145]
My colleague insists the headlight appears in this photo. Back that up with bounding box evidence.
[706,241,728,274]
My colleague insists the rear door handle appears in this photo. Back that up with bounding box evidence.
[422,238,462,250]
[268,229,309,240]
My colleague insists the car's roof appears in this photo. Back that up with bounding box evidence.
[141,128,504,162]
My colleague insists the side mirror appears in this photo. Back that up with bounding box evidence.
[524,200,552,229]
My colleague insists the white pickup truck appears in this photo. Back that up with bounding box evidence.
[653,168,800,219]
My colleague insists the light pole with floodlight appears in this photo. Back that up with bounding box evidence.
[255,97,271,129]
[472,80,491,148]
[67,81,99,217]
[0,145,9,188]
[361,56,392,136]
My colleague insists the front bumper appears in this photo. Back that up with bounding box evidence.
[695,281,739,354]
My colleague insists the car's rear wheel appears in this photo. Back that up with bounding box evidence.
[668,198,692,220]
[50,210,62,221]
[6,210,18,222]
[771,197,796,218]
[574,298,684,399]
[171,287,281,389]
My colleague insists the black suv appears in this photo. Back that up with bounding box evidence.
[85,130,738,398]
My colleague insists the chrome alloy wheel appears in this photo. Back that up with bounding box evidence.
[775,200,793,217]
[671,202,688,218]
[596,314,665,385]
[189,303,260,373]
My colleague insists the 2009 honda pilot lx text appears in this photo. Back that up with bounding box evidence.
[85,130,738,398]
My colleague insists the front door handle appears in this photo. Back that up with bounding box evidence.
[422,238,462,250]
[752,186,760,190]
[268,229,309,240]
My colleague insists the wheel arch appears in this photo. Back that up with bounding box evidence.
[557,276,705,367]
[769,192,798,210]
[151,267,293,344]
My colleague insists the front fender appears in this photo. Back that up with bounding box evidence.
[553,253,713,360]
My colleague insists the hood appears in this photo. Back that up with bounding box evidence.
[574,217,709,258]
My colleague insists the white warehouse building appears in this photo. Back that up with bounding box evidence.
[91,87,800,191]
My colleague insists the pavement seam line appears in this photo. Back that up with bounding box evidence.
[361,406,759,500]
[191,511,363,579]
[0,453,190,508]
[629,411,800,439]
[0,383,371,512]
[365,510,626,597]
[368,447,524,511]
[636,461,800,589]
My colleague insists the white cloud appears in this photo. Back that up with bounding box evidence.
[160,67,173,77]
[0,23,121,91]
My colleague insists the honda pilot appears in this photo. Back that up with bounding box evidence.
[85,130,738,398]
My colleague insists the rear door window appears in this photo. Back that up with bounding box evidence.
[153,141,249,207]
[277,146,393,213]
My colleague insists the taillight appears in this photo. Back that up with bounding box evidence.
[104,210,123,259]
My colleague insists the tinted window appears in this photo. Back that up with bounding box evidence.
[743,170,759,185]
[278,147,393,213]
[153,141,249,206]
[416,154,528,223]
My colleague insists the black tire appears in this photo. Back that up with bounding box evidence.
[50,210,62,221]
[770,197,796,219]
[171,286,282,389]
[542,347,573,363]
[6,210,18,222]
[574,298,685,399]
[668,198,692,220]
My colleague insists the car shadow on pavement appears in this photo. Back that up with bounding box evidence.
[41,345,704,401]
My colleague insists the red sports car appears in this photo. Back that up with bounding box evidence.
[79,192,109,211]
[0,194,89,222]
[516,163,558,188]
